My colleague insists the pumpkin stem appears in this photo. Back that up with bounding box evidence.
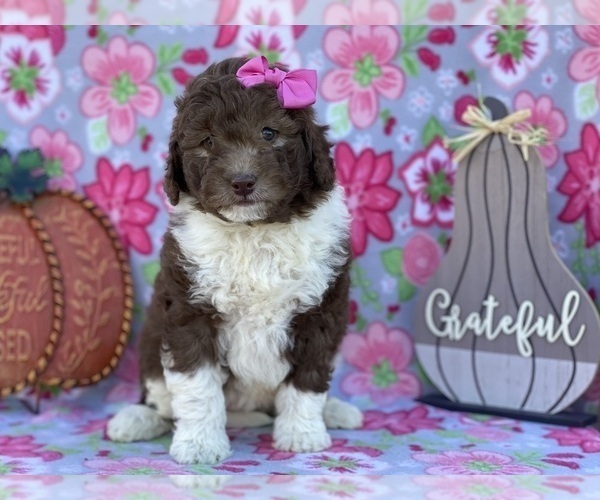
[483,97,509,121]
[0,148,49,203]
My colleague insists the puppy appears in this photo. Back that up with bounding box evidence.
[107,57,362,464]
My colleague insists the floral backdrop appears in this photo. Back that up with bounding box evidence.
[0,24,600,480]
[2,0,598,25]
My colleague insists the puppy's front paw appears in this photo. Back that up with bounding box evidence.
[170,430,232,465]
[273,419,332,453]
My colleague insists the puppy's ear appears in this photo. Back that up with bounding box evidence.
[164,97,187,206]
[301,112,336,191]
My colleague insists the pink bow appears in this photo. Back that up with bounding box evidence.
[236,56,317,109]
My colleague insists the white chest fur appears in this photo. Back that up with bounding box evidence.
[171,187,350,388]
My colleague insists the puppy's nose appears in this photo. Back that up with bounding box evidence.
[231,174,257,197]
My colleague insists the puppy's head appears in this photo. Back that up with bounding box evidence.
[164,57,336,224]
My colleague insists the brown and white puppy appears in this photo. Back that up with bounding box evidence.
[107,57,362,464]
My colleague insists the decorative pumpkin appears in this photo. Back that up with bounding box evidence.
[413,99,600,415]
[0,148,133,399]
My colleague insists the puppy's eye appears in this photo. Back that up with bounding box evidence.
[261,127,276,141]
[202,136,213,148]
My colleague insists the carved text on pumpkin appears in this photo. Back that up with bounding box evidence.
[50,205,119,374]
[425,288,586,358]
[0,328,32,362]
[0,271,49,325]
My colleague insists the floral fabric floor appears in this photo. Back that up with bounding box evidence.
[1,373,599,477]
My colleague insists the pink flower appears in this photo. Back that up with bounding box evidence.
[322,26,404,129]
[296,453,386,474]
[0,460,30,474]
[108,11,147,25]
[470,0,549,24]
[413,476,542,500]
[574,0,600,23]
[253,435,381,461]
[544,428,600,453]
[557,123,600,248]
[80,36,161,145]
[464,426,512,441]
[569,26,600,99]
[324,0,400,24]
[341,321,420,405]
[29,125,83,191]
[236,26,300,67]
[335,143,401,256]
[85,479,195,500]
[513,91,567,168]
[363,405,442,435]
[0,435,62,462]
[0,26,65,55]
[0,35,60,123]
[215,0,303,24]
[84,457,190,475]
[0,0,65,23]
[413,450,542,475]
[84,158,158,255]
[470,26,548,89]
[399,137,456,229]
[402,232,442,286]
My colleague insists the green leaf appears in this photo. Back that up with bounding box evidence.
[437,232,448,249]
[401,53,419,78]
[575,82,598,120]
[402,0,428,23]
[97,27,108,45]
[0,148,48,202]
[158,43,183,68]
[0,130,6,145]
[327,101,352,139]
[356,315,367,332]
[87,117,111,154]
[0,149,11,175]
[422,117,446,147]
[142,262,161,285]
[398,275,417,302]
[157,71,175,96]
[15,149,44,170]
[435,430,463,438]
[381,248,403,277]
[402,25,428,47]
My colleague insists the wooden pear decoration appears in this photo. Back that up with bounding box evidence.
[414,99,600,414]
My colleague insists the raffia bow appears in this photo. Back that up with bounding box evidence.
[445,105,548,163]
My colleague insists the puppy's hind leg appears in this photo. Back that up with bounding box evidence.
[323,396,364,430]
[107,378,173,443]
[107,404,171,442]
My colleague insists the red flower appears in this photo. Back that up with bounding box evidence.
[428,27,455,45]
[557,123,600,247]
[454,95,478,125]
[335,143,401,256]
[417,47,441,71]
[182,48,208,65]
[172,67,193,86]
[363,405,443,435]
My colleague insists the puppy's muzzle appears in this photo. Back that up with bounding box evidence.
[231,174,257,197]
